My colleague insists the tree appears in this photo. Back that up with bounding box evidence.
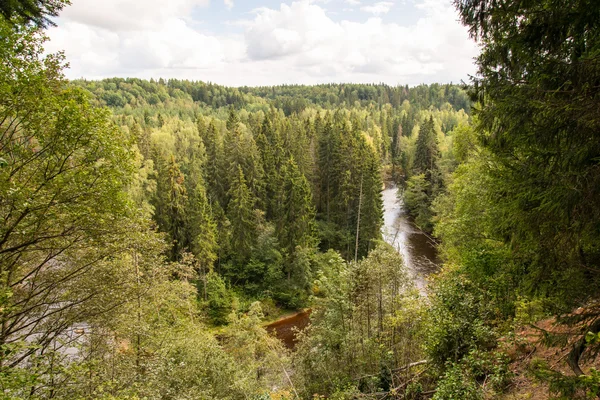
[454,0,600,382]
[294,244,421,398]
[279,157,317,263]
[413,116,438,178]
[255,115,284,219]
[189,183,218,294]
[317,115,340,221]
[0,18,155,384]
[0,0,65,27]
[357,147,384,258]
[226,166,257,263]
[225,105,239,131]
[203,120,226,207]
[154,155,189,260]
[224,113,265,207]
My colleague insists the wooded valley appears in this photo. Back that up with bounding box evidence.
[1,0,600,398]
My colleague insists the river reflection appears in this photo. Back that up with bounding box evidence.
[382,184,440,293]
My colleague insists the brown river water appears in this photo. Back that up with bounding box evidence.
[265,310,311,349]
[266,184,440,348]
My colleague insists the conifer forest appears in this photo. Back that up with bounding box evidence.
[1,0,600,398]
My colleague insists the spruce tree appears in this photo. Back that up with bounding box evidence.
[190,183,218,291]
[279,157,317,258]
[203,121,226,207]
[152,152,189,261]
[255,115,284,219]
[226,165,257,263]
[413,116,438,179]
[357,147,384,258]
[166,155,189,260]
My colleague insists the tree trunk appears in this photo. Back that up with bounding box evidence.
[355,174,363,263]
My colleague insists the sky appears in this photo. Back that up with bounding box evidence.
[45,0,480,87]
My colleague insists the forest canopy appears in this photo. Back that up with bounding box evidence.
[1,0,600,398]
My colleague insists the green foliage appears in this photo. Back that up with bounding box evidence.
[278,157,317,258]
[413,116,438,176]
[294,244,424,397]
[433,363,484,400]
[424,270,497,369]
[455,0,600,309]
[403,174,434,232]
[206,271,234,325]
[0,0,66,27]
[0,8,488,399]
[0,18,152,384]
[531,359,600,400]
[227,165,258,263]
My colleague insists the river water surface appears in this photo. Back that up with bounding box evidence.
[382,183,440,293]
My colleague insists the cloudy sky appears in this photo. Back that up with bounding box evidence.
[46,0,480,87]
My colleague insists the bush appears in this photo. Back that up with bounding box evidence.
[424,269,497,369]
[206,272,234,325]
[433,363,483,400]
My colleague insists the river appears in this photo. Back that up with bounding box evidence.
[265,310,311,349]
[266,184,440,348]
[382,183,440,294]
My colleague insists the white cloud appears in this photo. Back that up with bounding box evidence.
[224,0,234,10]
[345,0,361,5]
[239,0,477,83]
[59,0,209,31]
[46,0,478,85]
[360,1,394,15]
[245,2,342,60]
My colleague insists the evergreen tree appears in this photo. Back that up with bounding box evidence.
[0,0,64,27]
[227,165,257,263]
[196,115,207,143]
[317,116,335,220]
[165,155,189,260]
[357,147,384,258]
[279,157,317,260]
[454,0,600,379]
[226,105,239,131]
[224,110,265,207]
[203,121,226,207]
[255,115,284,219]
[413,116,438,178]
[188,180,218,273]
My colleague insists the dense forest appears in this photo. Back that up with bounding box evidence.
[1,0,600,399]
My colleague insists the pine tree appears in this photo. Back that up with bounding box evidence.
[196,115,207,143]
[224,110,265,207]
[0,0,65,27]
[317,115,342,221]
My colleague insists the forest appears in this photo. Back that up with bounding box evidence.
[1,0,600,399]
